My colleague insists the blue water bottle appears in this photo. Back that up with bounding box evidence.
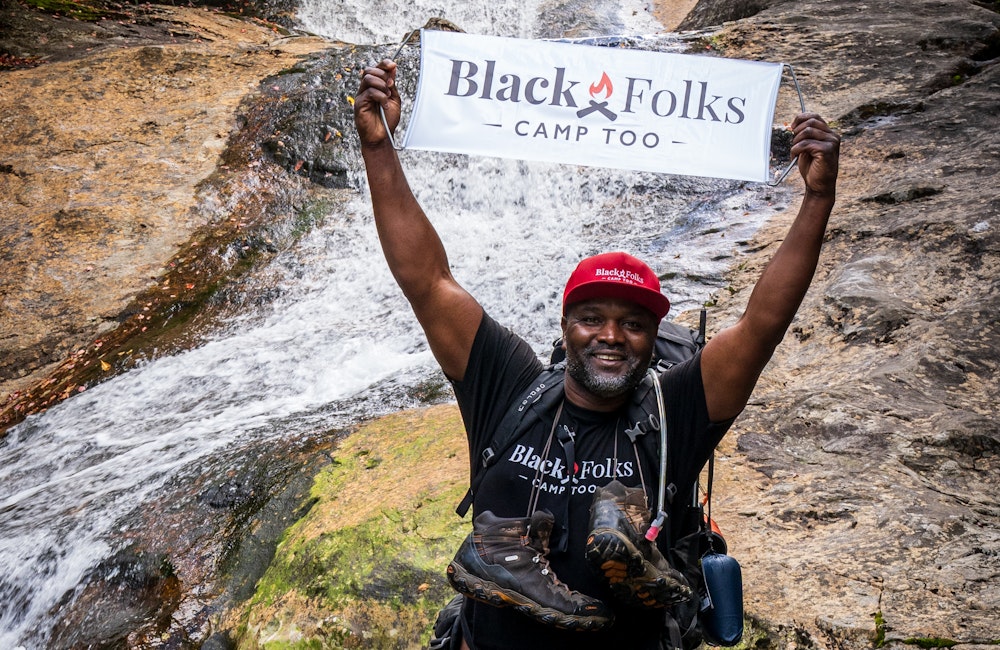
[700,552,744,646]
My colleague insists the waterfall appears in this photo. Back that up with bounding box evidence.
[0,2,791,646]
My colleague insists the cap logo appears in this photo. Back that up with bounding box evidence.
[594,267,645,284]
[563,251,670,320]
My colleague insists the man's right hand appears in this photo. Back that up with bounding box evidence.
[354,59,400,148]
[353,57,483,382]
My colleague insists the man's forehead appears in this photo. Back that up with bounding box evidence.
[566,297,657,319]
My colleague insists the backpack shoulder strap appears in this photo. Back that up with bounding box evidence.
[624,371,659,442]
[625,369,684,539]
[455,364,566,517]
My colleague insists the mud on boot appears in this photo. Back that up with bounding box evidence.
[447,509,613,631]
[585,480,694,608]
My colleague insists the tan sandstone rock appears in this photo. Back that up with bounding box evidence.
[0,6,327,403]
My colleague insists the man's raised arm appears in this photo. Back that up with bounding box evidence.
[701,113,841,422]
[355,59,483,380]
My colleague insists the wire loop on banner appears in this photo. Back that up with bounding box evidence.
[767,64,807,186]
[379,29,420,151]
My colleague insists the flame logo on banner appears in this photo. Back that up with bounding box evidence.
[589,72,614,99]
[578,72,618,121]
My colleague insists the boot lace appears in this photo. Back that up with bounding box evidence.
[530,551,568,588]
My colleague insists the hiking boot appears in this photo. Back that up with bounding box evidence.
[585,480,693,608]
[447,510,613,631]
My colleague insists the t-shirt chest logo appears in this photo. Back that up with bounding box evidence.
[506,440,635,494]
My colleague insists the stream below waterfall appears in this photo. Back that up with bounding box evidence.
[0,1,795,647]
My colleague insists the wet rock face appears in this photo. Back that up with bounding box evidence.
[255,55,362,189]
[248,17,463,189]
[0,6,329,411]
[692,0,1000,646]
[46,548,184,649]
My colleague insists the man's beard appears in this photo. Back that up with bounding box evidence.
[565,342,649,399]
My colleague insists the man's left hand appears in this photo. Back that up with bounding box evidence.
[790,113,840,199]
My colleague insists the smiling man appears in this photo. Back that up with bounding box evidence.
[354,59,839,650]
[561,252,669,407]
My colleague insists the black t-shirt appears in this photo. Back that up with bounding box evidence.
[451,313,733,650]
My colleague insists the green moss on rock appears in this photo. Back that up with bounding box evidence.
[24,0,106,20]
[874,609,887,647]
[233,404,470,649]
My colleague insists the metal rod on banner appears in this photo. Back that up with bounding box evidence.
[768,64,807,187]
[379,29,420,151]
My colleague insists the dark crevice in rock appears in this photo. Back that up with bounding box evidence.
[838,100,924,134]
[926,58,989,93]
[861,184,944,205]
[823,302,911,346]
[972,0,1000,14]
[916,429,1000,460]
[822,226,877,243]
[676,0,770,30]
[971,28,1000,60]
[776,506,857,526]
[0,335,63,381]
[769,126,794,162]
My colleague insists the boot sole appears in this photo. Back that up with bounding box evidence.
[447,561,612,631]
[585,527,647,579]
[585,528,690,607]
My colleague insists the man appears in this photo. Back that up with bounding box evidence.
[354,58,839,650]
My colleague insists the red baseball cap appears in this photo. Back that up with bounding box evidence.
[563,252,671,320]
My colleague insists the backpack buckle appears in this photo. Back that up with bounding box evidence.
[624,421,646,442]
[665,482,677,504]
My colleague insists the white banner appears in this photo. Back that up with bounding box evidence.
[404,31,784,182]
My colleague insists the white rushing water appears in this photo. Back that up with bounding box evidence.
[0,2,790,646]
[297,0,666,44]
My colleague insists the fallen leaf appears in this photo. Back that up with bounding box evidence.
[100,360,111,371]
[347,96,355,106]
[294,160,304,171]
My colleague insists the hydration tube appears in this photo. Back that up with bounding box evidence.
[644,367,669,541]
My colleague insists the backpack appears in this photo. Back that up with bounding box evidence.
[435,311,743,650]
